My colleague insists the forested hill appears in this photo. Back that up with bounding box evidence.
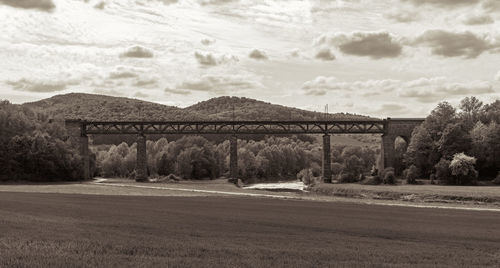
[186,96,372,121]
[23,93,210,121]
[23,93,372,121]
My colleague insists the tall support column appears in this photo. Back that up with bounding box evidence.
[80,135,90,180]
[136,134,148,182]
[229,135,238,184]
[379,134,396,173]
[322,134,332,183]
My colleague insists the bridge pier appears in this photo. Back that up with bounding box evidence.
[379,134,396,173]
[322,134,332,183]
[80,135,90,180]
[136,134,148,182]
[229,135,238,184]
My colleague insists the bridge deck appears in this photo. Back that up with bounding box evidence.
[65,119,424,135]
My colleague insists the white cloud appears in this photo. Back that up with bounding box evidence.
[194,51,238,66]
[174,74,262,94]
[302,76,495,103]
[6,77,78,92]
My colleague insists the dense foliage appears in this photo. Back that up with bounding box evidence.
[93,135,378,183]
[404,97,500,185]
[24,93,372,122]
[0,101,82,181]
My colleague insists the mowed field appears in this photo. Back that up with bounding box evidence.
[1,192,500,268]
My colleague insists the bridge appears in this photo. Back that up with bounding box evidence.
[65,118,424,183]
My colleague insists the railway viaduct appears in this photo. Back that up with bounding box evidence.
[65,118,424,183]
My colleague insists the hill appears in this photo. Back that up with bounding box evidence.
[186,96,373,121]
[23,93,374,121]
[23,93,209,121]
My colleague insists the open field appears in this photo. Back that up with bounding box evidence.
[1,192,500,267]
[310,183,500,207]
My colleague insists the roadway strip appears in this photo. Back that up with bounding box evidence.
[90,180,500,212]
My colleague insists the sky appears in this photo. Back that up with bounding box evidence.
[1,0,500,117]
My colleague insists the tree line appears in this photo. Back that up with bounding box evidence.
[402,97,500,185]
[92,135,378,184]
[0,101,82,181]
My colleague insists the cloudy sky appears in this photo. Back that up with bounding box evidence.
[1,0,500,117]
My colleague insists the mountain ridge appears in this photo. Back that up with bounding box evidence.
[22,93,375,121]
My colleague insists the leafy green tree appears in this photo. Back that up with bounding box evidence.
[449,153,478,185]
[459,96,483,129]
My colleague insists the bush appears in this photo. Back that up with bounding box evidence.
[337,172,357,183]
[381,168,396,184]
[493,172,500,185]
[404,165,418,184]
[300,168,319,186]
[434,158,452,185]
[449,153,478,185]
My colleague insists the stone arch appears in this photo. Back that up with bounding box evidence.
[379,118,424,172]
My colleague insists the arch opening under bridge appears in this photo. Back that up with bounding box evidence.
[65,118,424,183]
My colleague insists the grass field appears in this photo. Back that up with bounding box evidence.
[310,183,500,206]
[1,192,500,267]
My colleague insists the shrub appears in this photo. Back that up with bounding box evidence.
[337,172,357,183]
[300,169,319,186]
[381,168,396,184]
[493,172,500,185]
[434,158,452,185]
[449,153,478,185]
[404,165,419,184]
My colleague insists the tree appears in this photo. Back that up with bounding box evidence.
[405,126,437,177]
[404,165,418,184]
[459,96,483,129]
[157,153,174,176]
[434,158,452,184]
[449,153,478,185]
[437,123,471,159]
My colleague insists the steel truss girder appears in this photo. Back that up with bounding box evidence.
[81,120,387,135]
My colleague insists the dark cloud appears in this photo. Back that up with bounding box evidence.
[0,0,55,11]
[462,13,494,25]
[414,30,497,58]
[108,71,137,79]
[401,0,480,7]
[6,78,76,92]
[201,38,215,45]
[176,75,261,94]
[199,0,236,5]
[248,49,268,60]
[315,48,336,61]
[481,0,500,12]
[133,78,158,88]
[119,45,154,58]
[164,88,191,95]
[315,31,403,59]
[94,1,106,9]
[194,51,217,66]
